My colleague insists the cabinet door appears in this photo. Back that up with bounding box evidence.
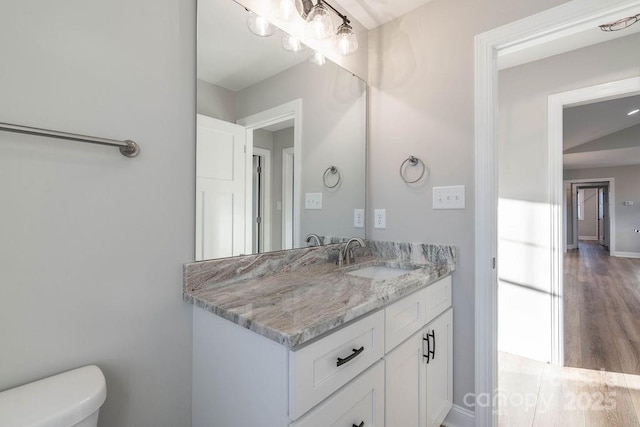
[385,330,426,427]
[425,308,453,427]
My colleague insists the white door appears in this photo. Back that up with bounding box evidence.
[282,147,295,249]
[425,308,453,427]
[385,329,426,427]
[196,114,247,260]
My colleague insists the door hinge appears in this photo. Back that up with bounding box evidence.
[257,166,263,173]
[256,217,262,224]
[492,257,496,269]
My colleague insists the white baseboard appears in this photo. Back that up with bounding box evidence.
[443,404,475,427]
[578,236,598,241]
[613,251,640,259]
[567,244,576,250]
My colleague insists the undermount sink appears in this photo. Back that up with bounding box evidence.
[346,265,418,280]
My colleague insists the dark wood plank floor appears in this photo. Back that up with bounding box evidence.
[564,241,640,375]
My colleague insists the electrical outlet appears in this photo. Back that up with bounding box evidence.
[305,193,322,210]
[433,185,465,210]
[374,209,386,229]
[354,209,364,228]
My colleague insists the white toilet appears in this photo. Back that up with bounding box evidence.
[0,365,106,427]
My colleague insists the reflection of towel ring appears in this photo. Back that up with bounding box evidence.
[399,156,426,183]
[323,166,341,188]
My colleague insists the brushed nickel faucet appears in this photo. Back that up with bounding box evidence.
[338,237,366,266]
[305,234,322,247]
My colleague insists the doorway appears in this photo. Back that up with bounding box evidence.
[475,1,640,424]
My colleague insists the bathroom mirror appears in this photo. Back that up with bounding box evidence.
[196,0,366,261]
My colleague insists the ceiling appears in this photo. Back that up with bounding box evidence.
[564,95,640,170]
[333,0,435,30]
[499,7,640,70]
[198,0,310,91]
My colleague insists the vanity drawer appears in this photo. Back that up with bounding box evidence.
[289,310,385,420]
[290,360,384,427]
[385,287,427,352]
[425,275,452,324]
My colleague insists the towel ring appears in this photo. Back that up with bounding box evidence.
[323,166,341,188]
[399,156,426,183]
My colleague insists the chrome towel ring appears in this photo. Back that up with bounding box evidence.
[323,166,341,188]
[399,156,426,183]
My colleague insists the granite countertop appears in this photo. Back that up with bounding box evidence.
[183,241,456,349]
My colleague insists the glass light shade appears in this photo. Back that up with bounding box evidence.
[335,22,358,55]
[309,51,326,66]
[278,0,296,20]
[305,2,334,40]
[247,12,276,37]
[282,34,305,52]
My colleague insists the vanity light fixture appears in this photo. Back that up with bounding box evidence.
[247,11,276,37]
[309,51,326,66]
[629,109,640,116]
[305,0,334,40]
[278,0,296,20]
[599,13,639,31]
[282,33,305,52]
[336,19,358,55]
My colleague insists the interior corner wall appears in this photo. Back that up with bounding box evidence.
[498,33,640,362]
[367,0,573,411]
[566,165,640,254]
[197,79,237,123]
[0,1,195,426]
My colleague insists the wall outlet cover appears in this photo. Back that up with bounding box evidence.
[374,209,386,229]
[354,209,365,228]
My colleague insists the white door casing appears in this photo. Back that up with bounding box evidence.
[282,147,295,250]
[196,114,247,260]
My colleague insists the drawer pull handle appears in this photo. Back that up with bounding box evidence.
[337,346,364,367]
[353,422,364,427]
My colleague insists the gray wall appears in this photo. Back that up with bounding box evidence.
[0,1,194,426]
[497,33,640,362]
[197,79,236,123]
[367,0,573,410]
[566,165,640,254]
[578,188,598,239]
[237,60,367,246]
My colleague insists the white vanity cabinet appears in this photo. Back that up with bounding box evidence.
[384,273,453,427]
[192,275,453,427]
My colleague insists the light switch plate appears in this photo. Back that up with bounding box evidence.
[354,209,364,228]
[305,193,322,210]
[374,209,386,229]
[433,185,465,210]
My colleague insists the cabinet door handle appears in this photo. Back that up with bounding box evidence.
[422,335,430,363]
[429,330,436,359]
[353,422,364,427]
[337,346,364,367]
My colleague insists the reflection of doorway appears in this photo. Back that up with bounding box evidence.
[238,99,302,250]
[282,147,294,250]
[252,148,271,253]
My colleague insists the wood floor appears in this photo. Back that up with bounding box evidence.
[565,241,640,375]
[498,352,640,426]
[498,241,640,426]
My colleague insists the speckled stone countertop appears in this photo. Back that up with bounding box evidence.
[183,240,456,349]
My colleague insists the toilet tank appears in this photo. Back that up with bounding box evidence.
[0,365,106,427]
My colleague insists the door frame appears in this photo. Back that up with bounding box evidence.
[238,99,303,250]
[253,147,272,253]
[565,178,615,254]
[474,1,640,425]
[282,147,295,249]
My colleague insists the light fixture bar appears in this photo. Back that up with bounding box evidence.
[319,0,350,24]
